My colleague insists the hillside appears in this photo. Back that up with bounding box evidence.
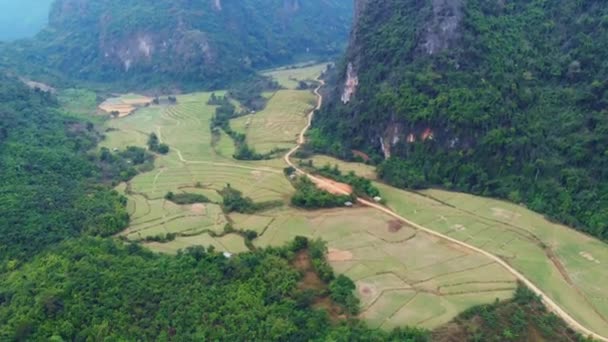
[2,0,352,89]
[314,0,608,240]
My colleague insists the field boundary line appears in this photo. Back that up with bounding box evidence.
[284,77,608,341]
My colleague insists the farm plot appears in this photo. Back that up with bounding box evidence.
[306,154,377,180]
[98,93,153,117]
[378,183,608,336]
[230,90,315,154]
[254,207,516,329]
[262,63,327,89]
[103,64,526,331]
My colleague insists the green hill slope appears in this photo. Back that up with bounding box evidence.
[315,0,608,240]
[4,0,352,89]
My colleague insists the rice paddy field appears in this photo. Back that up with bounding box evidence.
[98,64,608,335]
[253,207,516,329]
[375,184,608,335]
[230,90,316,154]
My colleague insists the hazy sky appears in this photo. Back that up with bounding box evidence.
[0,0,54,41]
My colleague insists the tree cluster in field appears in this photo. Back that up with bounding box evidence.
[309,162,381,198]
[314,0,608,240]
[219,185,282,214]
[97,146,155,183]
[227,76,282,111]
[147,133,169,154]
[290,176,354,209]
[164,192,211,205]
[209,94,285,161]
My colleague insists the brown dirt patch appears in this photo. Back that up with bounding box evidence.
[313,176,352,195]
[99,103,136,117]
[99,96,153,118]
[292,250,347,322]
[121,96,153,105]
[190,204,206,215]
[351,149,371,161]
[388,220,403,233]
[327,248,353,262]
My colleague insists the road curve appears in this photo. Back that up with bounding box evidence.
[284,78,608,342]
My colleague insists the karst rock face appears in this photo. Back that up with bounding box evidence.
[315,0,608,237]
[33,0,353,87]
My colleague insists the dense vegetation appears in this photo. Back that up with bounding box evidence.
[433,285,591,342]
[147,133,169,154]
[164,192,210,205]
[219,185,282,214]
[316,0,608,240]
[98,146,155,183]
[0,76,128,267]
[291,176,354,209]
[0,237,431,341]
[0,0,353,90]
[210,93,286,160]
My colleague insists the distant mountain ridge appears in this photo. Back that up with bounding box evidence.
[4,0,352,89]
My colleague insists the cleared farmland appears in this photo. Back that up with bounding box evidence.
[262,62,327,89]
[102,66,533,331]
[231,90,316,154]
[254,207,516,329]
[373,183,608,335]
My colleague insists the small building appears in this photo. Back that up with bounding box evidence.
[373,196,382,202]
[344,201,353,207]
[223,252,233,259]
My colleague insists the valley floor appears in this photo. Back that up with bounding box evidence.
[98,64,608,338]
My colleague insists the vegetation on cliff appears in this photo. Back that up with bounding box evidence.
[316,0,608,240]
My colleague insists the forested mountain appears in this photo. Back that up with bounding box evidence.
[2,0,352,89]
[0,0,53,41]
[314,0,608,240]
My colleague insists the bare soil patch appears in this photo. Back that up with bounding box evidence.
[327,248,354,262]
[313,176,352,195]
[388,220,404,233]
[99,95,154,118]
[99,103,137,117]
[190,204,206,215]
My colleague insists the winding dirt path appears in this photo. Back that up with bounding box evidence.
[284,78,608,341]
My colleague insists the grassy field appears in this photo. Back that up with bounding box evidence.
[262,63,328,89]
[305,155,377,179]
[371,182,608,335]
[231,90,316,154]
[254,206,516,329]
[98,65,538,331]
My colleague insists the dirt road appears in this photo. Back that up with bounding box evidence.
[284,78,608,341]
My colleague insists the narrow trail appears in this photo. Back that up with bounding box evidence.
[284,78,608,341]
[173,147,281,174]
